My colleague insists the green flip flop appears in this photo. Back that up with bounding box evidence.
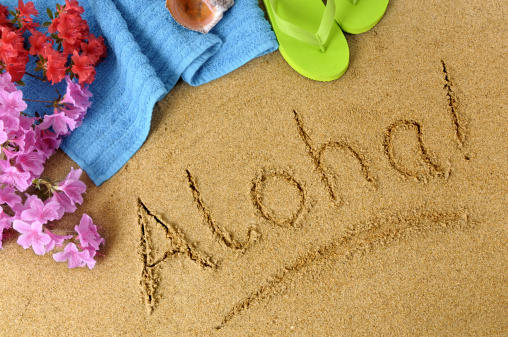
[334,0,389,34]
[263,0,349,82]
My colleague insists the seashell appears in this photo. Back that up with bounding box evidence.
[166,0,234,34]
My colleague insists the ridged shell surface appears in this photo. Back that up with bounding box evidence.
[166,0,234,33]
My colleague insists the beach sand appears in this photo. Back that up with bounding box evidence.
[1,0,507,335]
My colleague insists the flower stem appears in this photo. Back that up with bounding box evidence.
[32,178,56,197]
[25,72,46,82]
[23,99,54,103]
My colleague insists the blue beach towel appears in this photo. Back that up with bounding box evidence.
[4,0,278,185]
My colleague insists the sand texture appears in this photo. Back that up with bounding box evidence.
[1,0,507,335]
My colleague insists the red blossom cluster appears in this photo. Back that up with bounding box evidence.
[0,0,106,85]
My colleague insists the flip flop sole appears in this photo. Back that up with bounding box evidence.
[263,0,349,82]
[335,0,389,34]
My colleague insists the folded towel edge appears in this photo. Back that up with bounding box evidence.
[185,38,279,86]
[61,86,168,186]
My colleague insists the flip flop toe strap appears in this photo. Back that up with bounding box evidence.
[268,0,336,52]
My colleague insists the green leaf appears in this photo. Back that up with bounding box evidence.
[15,80,25,86]
[9,10,16,16]
[50,33,59,40]
[56,3,61,11]
[46,8,53,20]
[34,66,43,72]
[43,21,51,27]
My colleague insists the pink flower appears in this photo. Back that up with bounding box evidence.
[45,229,73,252]
[62,105,86,127]
[0,88,27,116]
[83,245,97,258]
[55,167,86,205]
[0,209,12,249]
[16,147,45,176]
[19,114,36,131]
[1,147,17,160]
[49,191,76,214]
[19,128,36,150]
[34,127,61,159]
[0,209,11,226]
[13,220,51,255]
[0,160,31,191]
[38,111,76,136]
[10,200,25,220]
[60,76,92,109]
[21,195,63,224]
[7,131,26,153]
[0,120,8,144]
[0,185,22,207]
[0,113,20,136]
[75,214,104,250]
[53,242,96,269]
[0,72,16,93]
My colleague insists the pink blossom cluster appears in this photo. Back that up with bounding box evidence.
[0,72,104,269]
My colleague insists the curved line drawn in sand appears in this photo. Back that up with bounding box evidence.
[138,198,217,313]
[186,169,261,252]
[215,209,475,329]
[292,110,377,207]
[251,168,310,227]
[383,120,450,181]
[441,60,469,160]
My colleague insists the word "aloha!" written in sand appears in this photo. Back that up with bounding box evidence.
[138,60,468,313]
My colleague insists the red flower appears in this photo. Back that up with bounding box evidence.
[0,1,105,84]
[0,26,28,81]
[47,16,59,34]
[0,5,8,17]
[0,5,12,28]
[15,0,39,33]
[64,0,85,15]
[71,51,95,86]
[49,10,89,56]
[55,12,81,44]
[0,41,16,63]
[16,0,38,18]
[5,58,27,82]
[81,34,107,65]
[0,27,23,60]
[41,46,67,84]
[28,31,52,56]
[45,60,67,84]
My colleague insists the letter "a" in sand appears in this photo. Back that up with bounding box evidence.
[137,199,216,313]
[383,120,449,181]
